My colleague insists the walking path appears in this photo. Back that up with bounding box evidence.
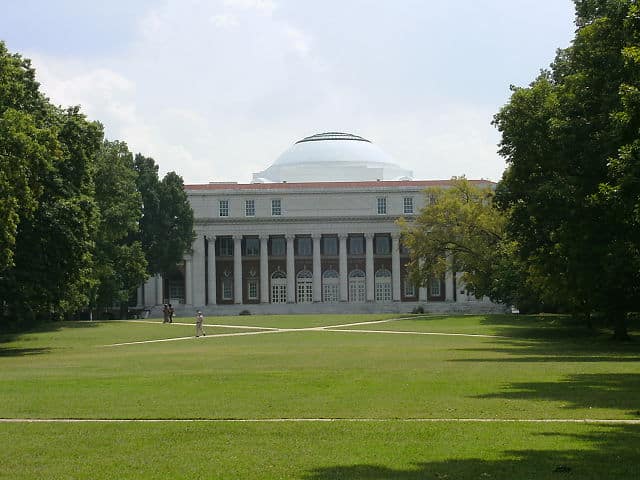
[102,316,506,347]
[1,417,639,424]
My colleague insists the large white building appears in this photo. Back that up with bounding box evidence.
[138,133,504,314]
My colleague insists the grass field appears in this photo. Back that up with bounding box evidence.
[1,313,639,479]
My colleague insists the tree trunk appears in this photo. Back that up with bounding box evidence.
[611,310,630,341]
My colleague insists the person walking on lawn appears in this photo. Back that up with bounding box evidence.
[195,310,206,337]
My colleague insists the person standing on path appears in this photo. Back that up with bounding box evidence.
[195,310,206,337]
[162,304,170,324]
[168,303,174,323]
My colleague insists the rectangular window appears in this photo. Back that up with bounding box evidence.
[322,283,339,302]
[322,237,338,256]
[430,278,441,296]
[219,199,229,217]
[296,237,312,256]
[375,235,390,255]
[245,199,255,217]
[218,237,233,256]
[270,237,285,256]
[271,199,281,216]
[377,197,387,215]
[349,236,364,255]
[403,197,414,214]
[404,278,416,297]
[271,283,287,303]
[375,281,392,302]
[247,279,258,300]
[245,238,259,256]
[222,279,233,300]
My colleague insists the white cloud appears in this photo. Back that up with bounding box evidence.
[21,1,528,185]
[222,0,277,14]
[210,13,240,29]
[282,25,311,58]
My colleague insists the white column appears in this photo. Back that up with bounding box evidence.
[312,234,322,302]
[338,233,348,302]
[155,274,164,305]
[136,285,143,308]
[365,233,374,302]
[233,235,243,304]
[207,235,216,305]
[143,276,155,306]
[445,251,455,301]
[286,234,295,303]
[391,233,401,302]
[260,234,269,303]
[192,234,206,307]
[185,256,193,305]
[456,272,466,302]
[418,258,428,302]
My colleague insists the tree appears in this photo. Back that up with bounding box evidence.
[91,140,148,317]
[2,107,103,324]
[0,42,105,326]
[134,154,195,280]
[0,41,52,273]
[494,0,640,339]
[400,178,538,309]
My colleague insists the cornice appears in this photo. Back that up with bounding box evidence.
[194,215,407,225]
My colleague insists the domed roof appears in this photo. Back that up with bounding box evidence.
[252,132,413,183]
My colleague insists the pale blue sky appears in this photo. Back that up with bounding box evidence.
[0,0,576,183]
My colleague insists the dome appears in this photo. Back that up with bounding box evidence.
[252,132,413,183]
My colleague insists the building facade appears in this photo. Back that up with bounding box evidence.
[138,133,504,315]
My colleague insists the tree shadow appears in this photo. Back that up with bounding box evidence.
[474,373,640,416]
[0,320,98,356]
[303,425,640,480]
[449,314,639,364]
[482,314,638,339]
[0,346,51,357]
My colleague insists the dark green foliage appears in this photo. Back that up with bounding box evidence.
[91,140,148,317]
[0,42,193,329]
[494,0,640,338]
[134,154,195,276]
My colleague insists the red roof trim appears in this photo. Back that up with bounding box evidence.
[185,180,495,191]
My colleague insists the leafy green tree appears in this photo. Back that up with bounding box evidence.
[3,107,103,323]
[0,42,104,326]
[400,178,537,309]
[0,41,52,272]
[134,154,195,280]
[91,140,148,317]
[494,0,640,339]
[0,109,54,272]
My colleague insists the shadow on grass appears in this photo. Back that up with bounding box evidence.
[483,314,638,339]
[474,373,640,417]
[450,314,639,364]
[303,425,640,480]
[0,320,98,355]
[0,346,51,357]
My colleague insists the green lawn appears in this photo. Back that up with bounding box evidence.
[1,313,639,479]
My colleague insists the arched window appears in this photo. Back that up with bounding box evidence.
[375,268,392,302]
[322,269,339,303]
[270,270,287,304]
[348,269,366,303]
[296,269,313,303]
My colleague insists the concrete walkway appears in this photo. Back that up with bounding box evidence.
[101,316,506,347]
[2,417,639,424]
